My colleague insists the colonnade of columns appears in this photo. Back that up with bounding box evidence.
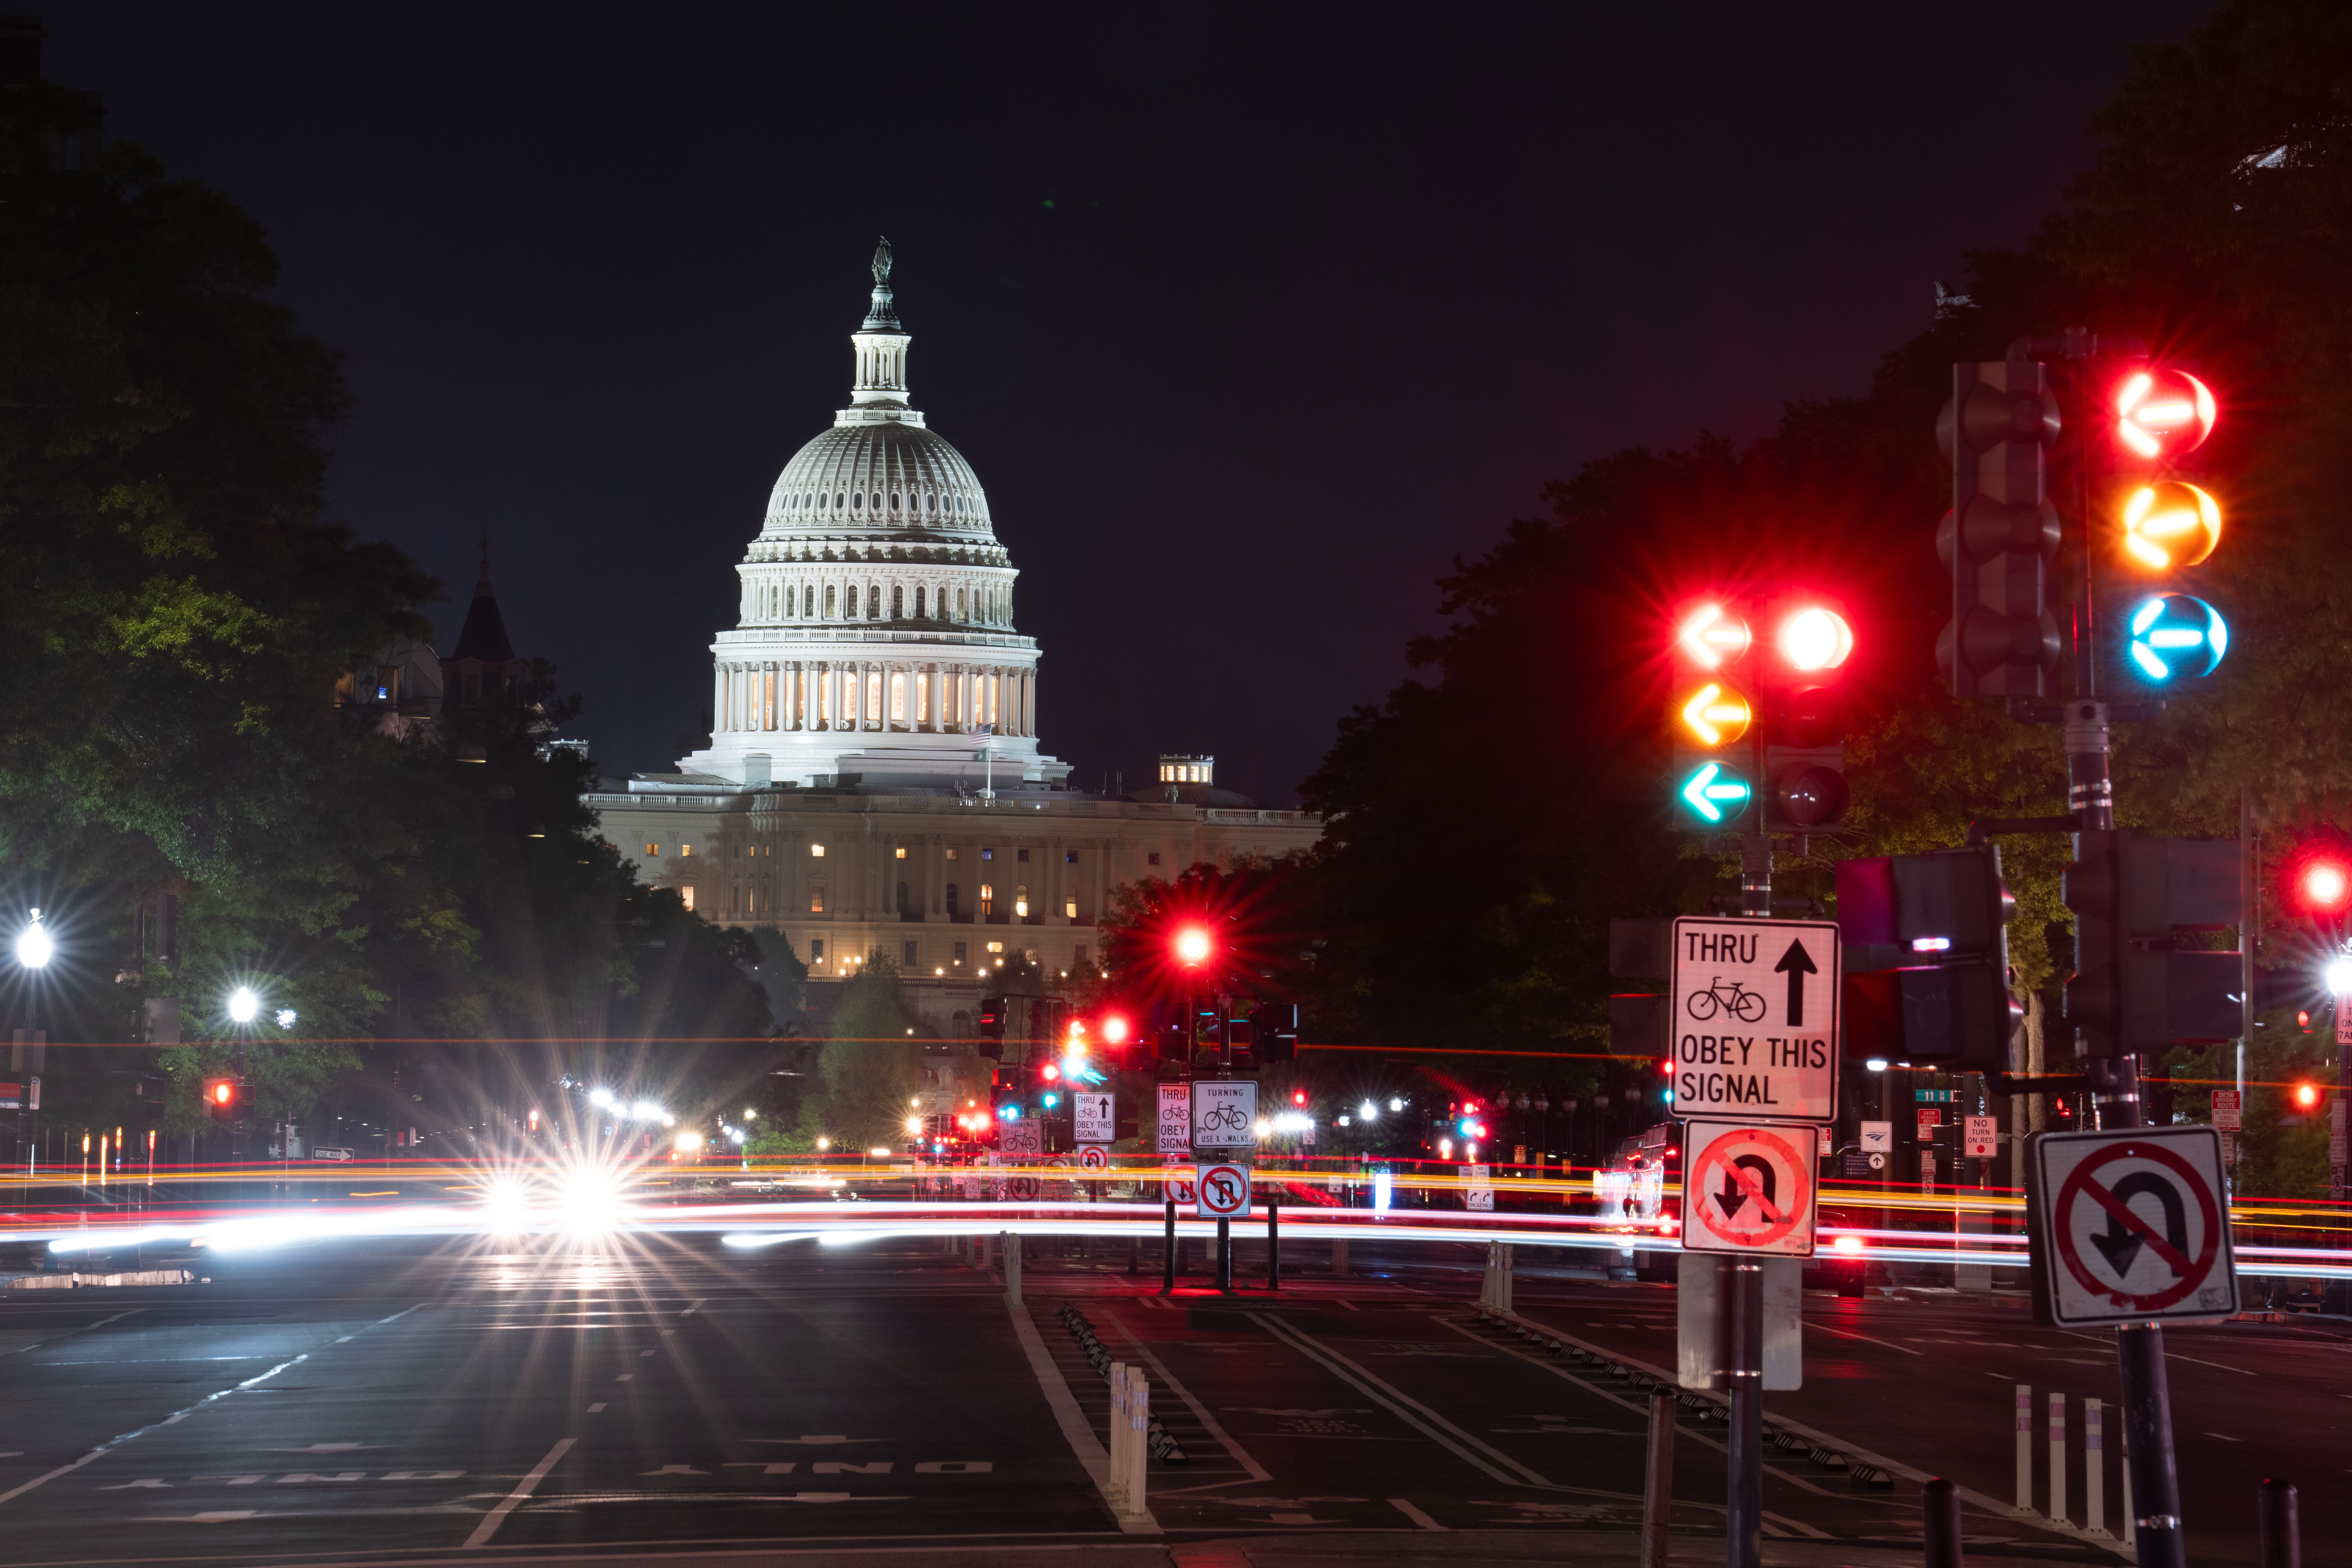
[710,659,1036,738]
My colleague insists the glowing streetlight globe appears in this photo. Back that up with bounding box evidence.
[227,986,260,1024]
[14,913,52,970]
[2325,957,2352,998]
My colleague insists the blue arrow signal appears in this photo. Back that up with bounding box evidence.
[1679,760,1753,824]
[2126,593,2228,682]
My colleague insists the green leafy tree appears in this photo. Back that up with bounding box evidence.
[798,955,925,1150]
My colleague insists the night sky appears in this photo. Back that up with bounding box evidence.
[41,3,2209,806]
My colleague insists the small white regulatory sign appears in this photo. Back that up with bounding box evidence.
[1072,1092,1113,1145]
[1076,1145,1110,1174]
[1192,1081,1258,1150]
[1858,1120,1892,1153]
[1964,1115,1999,1159]
[1678,1119,1818,1257]
[1194,1162,1252,1219]
[2027,1125,2237,1327]
[1668,917,1840,1123]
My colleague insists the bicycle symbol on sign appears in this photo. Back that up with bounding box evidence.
[1199,1102,1252,1133]
[1686,976,1769,1023]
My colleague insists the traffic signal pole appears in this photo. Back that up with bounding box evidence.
[2040,335,2185,1568]
[1725,835,1770,1568]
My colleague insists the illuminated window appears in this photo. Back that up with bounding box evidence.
[986,941,1004,954]
[981,847,993,861]
[1147,852,1161,866]
[810,843,825,857]
[810,886,825,913]
[1014,886,1029,918]
[866,672,882,722]
[945,847,959,860]
[681,843,694,858]
[980,883,994,917]
[889,672,906,722]
[894,846,907,859]
[644,843,659,855]
[1064,896,1077,918]
[681,886,695,912]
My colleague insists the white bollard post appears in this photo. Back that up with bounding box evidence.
[1128,1374,1150,1512]
[2015,1384,2033,1512]
[2084,1397,2104,1536]
[1107,1363,1129,1511]
[2047,1391,2067,1525]
[2120,1419,2136,1548]
[1002,1231,1022,1308]
[1479,1242,1494,1308]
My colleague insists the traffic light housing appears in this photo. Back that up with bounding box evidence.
[203,1077,242,1121]
[1938,359,2062,698]
[2063,830,2242,1056]
[1758,601,1853,831]
[1250,1002,1298,1063]
[2106,364,2228,689]
[1669,602,1758,830]
[1837,846,2020,1067]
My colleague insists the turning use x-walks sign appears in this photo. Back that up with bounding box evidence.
[1679,1119,1817,1258]
[2025,1125,2238,1327]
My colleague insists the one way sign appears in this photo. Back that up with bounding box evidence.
[1679,1119,1818,1257]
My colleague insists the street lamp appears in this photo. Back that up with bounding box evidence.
[13,910,52,971]
[227,986,260,1025]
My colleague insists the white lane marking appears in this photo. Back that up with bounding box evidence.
[1103,1313,1271,1484]
[1810,1323,1925,1356]
[615,1374,632,1382]
[0,1353,308,1508]
[2206,1432,2240,1441]
[1007,1302,1161,1534]
[1253,1314,1546,1488]
[378,1304,423,1325]
[85,1310,146,1331]
[460,1436,573,1550]
[334,1337,354,1344]
[587,1403,607,1414]
[2059,1326,2252,1376]
[1389,1496,1446,1530]
[639,1348,656,1357]
[1335,1300,1360,1312]
[680,1298,706,1316]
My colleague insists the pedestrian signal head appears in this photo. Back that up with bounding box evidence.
[2114,368,2216,460]
[2121,481,2222,571]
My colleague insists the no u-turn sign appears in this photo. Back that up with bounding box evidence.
[2026,1125,2237,1326]
[1679,1119,1818,1257]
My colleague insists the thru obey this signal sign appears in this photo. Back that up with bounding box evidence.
[2026,1125,2237,1326]
[1680,1120,1817,1257]
[1669,916,1840,1122]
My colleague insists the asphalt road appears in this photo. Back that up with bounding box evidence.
[0,1230,2330,1566]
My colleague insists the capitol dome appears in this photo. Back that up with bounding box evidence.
[671,239,1067,794]
[762,421,997,544]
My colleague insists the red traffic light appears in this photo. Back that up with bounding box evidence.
[1039,1063,1061,1082]
[1099,1013,1130,1046]
[2114,368,2216,461]
[2282,834,2352,918]
[1172,926,1213,966]
[1774,605,1854,672]
[2293,1082,2321,1110]
[209,1080,232,1106]
[1292,1091,1307,1106]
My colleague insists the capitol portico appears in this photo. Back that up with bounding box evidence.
[585,241,1320,1023]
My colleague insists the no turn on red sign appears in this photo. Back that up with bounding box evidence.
[2026,1125,2238,1327]
[1679,1119,1818,1257]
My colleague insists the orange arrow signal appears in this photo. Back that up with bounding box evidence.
[1678,682,1752,747]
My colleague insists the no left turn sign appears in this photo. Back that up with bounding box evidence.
[2027,1125,2237,1326]
[1679,1119,1818,1257]
[1194,1162,1252,1220]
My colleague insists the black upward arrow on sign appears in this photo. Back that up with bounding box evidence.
[1774,938,1818,1027]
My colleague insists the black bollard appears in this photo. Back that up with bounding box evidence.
[1639,1390,1675,1568]
[2258,1478,2300,1568]
[1267,1200,1281,1290]
[1161,1198,1176,1295]
[1922,1477,1962,1568]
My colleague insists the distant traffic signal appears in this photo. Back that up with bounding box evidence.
[2109,362,2229,689]
[2284,832,2352,920]
[1172,926,1213,967]
[1837,846,2019,1067]
[2063,830,2242,1055]
[1938,359,2062,698]
[203,1078,242,1121]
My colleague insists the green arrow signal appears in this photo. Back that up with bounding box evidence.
[1679,761,1752,824]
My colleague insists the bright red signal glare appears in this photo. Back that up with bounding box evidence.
[1832,1234,1863,1256]
[1292,1091,1307,1106]
[1040,1063,1061,1082]
[2302,861,2352,912]
[209,1081,232,1105]
[1473,1123,1488,1138]
[1676,603,1751,669]
[2295,1083,2321,1110]
[1776,606,1854,671]
[2115,368,2217,460]
[1173,927,1212,965]
[1099,1014,1130,1045]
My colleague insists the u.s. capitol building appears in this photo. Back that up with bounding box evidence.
[584,242,1320,1020]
